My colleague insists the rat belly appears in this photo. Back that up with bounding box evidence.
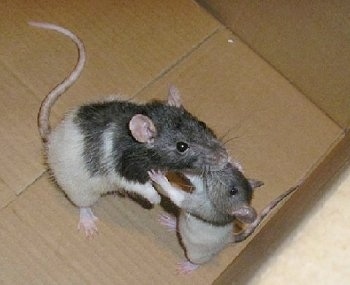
[47,112,160,207]
[179,211,233,264]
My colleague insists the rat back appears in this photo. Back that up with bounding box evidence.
[47,104,161,208]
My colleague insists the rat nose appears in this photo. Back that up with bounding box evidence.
[232,206,257,224]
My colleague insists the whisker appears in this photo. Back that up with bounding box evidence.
[219,128,233,141]
[222,135,241,146]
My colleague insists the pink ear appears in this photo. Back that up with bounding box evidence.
[249,179,264,190]
[129,114,157,143]
[167,85,182,107]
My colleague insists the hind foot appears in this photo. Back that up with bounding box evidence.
[78,207,98,238]
[177,260,200,274]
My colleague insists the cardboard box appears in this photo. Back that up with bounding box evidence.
[0,0,348,284]
[196,1,350,283]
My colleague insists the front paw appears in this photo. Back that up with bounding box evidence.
[148,169,168,185]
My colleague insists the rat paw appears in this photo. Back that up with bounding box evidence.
[148,169,168,185]
[177,260,199,275]
[78,207,98,238]
[159,213,177,231]
[78,219,98,238]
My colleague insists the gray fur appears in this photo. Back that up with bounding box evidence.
[149,163,298,271]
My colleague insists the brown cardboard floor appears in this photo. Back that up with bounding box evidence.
[0,174,236,284]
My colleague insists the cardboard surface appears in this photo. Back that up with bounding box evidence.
[0,62,44,202]
[197,0,350,128]
[0,0,346,284]
[0,175,231,284]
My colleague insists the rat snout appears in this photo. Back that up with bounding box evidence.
[232,205,257,224]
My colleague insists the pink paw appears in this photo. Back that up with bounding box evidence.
[77,207,98,238]
[177,260,199,274]
[158,213,177,231]
[148,169,167,185]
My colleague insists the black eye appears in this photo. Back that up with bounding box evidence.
[176,142,189,153]
[230,187,238,195]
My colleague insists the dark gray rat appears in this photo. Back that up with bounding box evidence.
[148,163,298,273]
[30,22,228,237]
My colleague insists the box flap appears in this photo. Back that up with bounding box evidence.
[214,133,350,285]
[0,178,16,209]
[197,0,350,129]
[0,63,44,198]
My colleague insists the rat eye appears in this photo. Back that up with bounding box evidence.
[176,142,189,153]
[230,186,238,196]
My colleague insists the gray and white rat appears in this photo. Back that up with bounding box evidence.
[30,22,228,237]
[148,164,298,273]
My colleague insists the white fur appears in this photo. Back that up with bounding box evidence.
[148,170,233,265]
[48,110,98,207]
[48,111,160,206]
[47,111,160,235]
[179,212,232,264]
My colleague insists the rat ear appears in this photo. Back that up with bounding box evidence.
[249,179,264,190]
[167,85,182,107]
[129,114,157,144]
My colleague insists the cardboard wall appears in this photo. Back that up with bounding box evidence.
[197,0,350,128]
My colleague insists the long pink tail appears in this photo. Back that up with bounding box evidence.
[233,184,300,243]
[29,21,86,143]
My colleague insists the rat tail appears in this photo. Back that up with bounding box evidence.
[233,184,300,243]
[29,21,86,143]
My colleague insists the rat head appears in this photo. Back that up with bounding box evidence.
[205,163,264,224]
[128,85,228,172]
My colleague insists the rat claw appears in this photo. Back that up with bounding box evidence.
[78,220,98,238]
[158,213,177,231]
[176,260,199,275]
[148,169,168,185]
[147,170,155,179]
[78,207,99,238]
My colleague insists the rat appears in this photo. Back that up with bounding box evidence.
[29,21,229,237]
[148,163,299,273]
